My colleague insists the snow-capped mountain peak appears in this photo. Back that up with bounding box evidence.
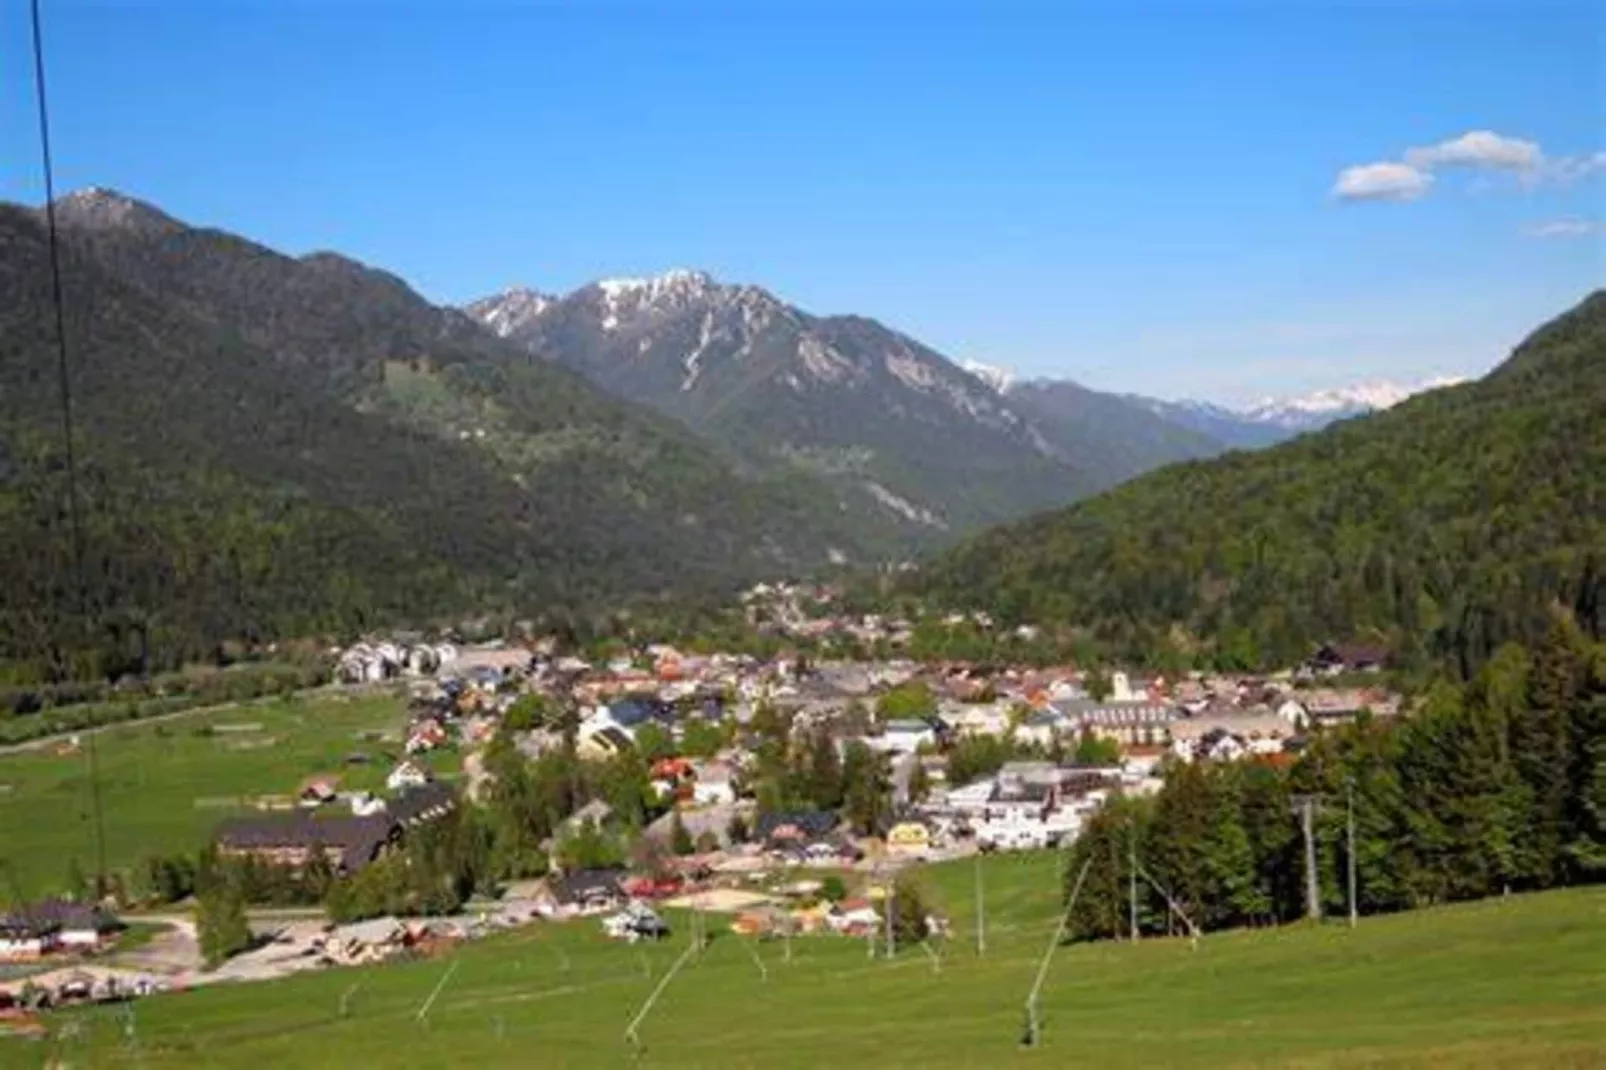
[1243,377,1466,428]
[594,268,715,301]
[51,186,182,236]
[1129,376,1470,449]
[587,269,726,331]
[961,359,1015,394]
[462,286,556,339]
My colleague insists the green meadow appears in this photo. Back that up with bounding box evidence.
[19,852,1605,1069]
[0,692,450,901]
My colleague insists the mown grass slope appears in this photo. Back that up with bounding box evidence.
[21,853,1606,1069]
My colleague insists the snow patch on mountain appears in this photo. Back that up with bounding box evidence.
[592,269,719,331]
[467,287,554,338]
[884,348,939,391]
[961,359,1014,393]
[798,336,857,384]
[53,186,183,236]
[595,268,714,300]
[863,481,948,530]
[681,311,724,390]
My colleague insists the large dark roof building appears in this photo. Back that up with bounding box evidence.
[215,784,457,873]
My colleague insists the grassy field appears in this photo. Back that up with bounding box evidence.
[0,691,454,901]
[15,853,1605,1069]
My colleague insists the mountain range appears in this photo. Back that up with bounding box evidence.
[468,273,1470,514]
[0,190,905,676]
[465,272,1222,534]
[1128,377,1469,448]
[912,291,1605,674]
[0,185,1525,680]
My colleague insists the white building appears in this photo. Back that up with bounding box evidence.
[386,760,432,792]
[690,762,737,806]
[940,700,1014,738]
[867,719,936,755]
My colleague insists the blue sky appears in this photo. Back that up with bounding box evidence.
[1,0,1600,403]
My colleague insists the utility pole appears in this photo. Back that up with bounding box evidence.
[1023,857,1094,1048]
[885,874,896,959]
[1128,821,1139,942]
[1291,795,1321,921]
[86,732,107,898]
[1346,777,1358,929]
[974,850,986,956]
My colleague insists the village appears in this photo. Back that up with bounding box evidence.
[0,583,1402,1021]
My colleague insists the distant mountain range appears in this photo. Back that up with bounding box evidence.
[1128,378,1468,448]
[466,272,1220,535]
[468,272,1477,532]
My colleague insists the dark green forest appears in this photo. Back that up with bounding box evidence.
[915,292,1606,675]
[0,197,889,686]
[1063,617,1605,939]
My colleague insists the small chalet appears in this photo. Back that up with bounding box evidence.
[689,759,737,806]
[386,760,432,792]
[870,719,938,755]
[298,776,340,807]
[754,810,839,850]
[406,718,449,754]
[547,868,628,916]
[0,901,123,961]
[0,916,58,961]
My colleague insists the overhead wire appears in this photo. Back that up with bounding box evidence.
[29,0,88,610]
[30,0,107,893]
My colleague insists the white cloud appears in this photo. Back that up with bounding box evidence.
[1404,130,1541,171]
[1335,130,1603,203]
[1332,161,1434,201]
[1542,150,1606,186]
[1521,218,1601,239]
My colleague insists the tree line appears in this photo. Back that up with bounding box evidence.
[1062,616,1605,941]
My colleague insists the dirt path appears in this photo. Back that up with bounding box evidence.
[107,916,202,976]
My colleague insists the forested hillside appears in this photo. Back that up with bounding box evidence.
[1067,617,1605,937]
[1006,378,1227,490]
[0,195,891,684]
[914,292,1606,674]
